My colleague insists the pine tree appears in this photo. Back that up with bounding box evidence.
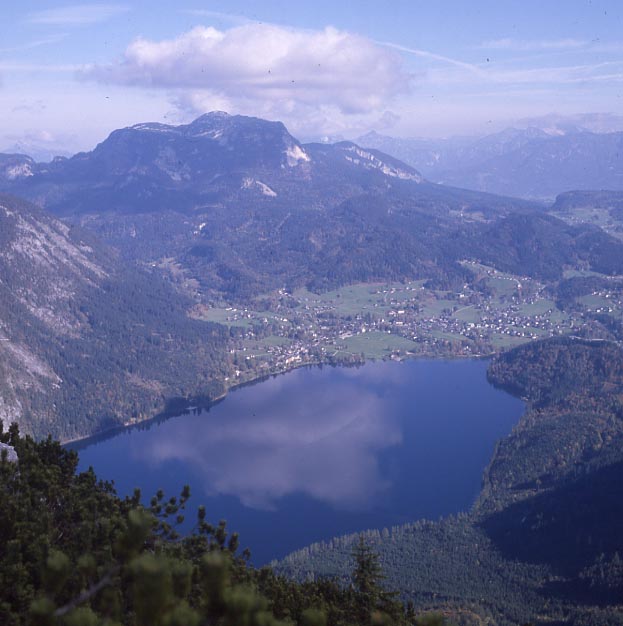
[351,534,396,624]
[352,535,384,604]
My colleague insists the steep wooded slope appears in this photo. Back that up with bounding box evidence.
[0,194,231,440]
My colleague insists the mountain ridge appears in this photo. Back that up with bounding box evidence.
[358,126,623,200]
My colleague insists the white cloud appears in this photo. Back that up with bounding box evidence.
[416,57,623,89]
[591,41,623,53]
[26,4,129,26]
[167,90,390,140]
[83,24,411,115]
[1,128,76,161]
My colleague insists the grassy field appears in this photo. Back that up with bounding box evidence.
[577,294,616,311]
[562,269,607,279]
[295,281,427,318]
[452,305,481,323]
[516,299,557,316]
[487,276,520,298]
[339,331,418,358]
[488,334,533,348]
[191,306,252,327]
[553,206,615,228]
[429,329,470,343]
[196,274,601,366]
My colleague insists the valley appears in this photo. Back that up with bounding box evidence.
[2,115,623,444]
[3,2,623,624]
[1,112,623,625]
[192,266,608,376]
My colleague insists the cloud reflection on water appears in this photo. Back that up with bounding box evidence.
[133,369,403,510]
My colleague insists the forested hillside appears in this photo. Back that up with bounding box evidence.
[0,194,232,441]
[5,114,623,305]
[0,113,547,301]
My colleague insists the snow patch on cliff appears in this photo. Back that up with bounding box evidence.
[242,178,277,197]
[5,163,33,180]
[344,146,422,182]
[285,144,310,166]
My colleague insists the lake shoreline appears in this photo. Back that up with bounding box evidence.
[72,357,525,565]
[63,350,497,449]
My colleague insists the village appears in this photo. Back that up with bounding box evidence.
[194,266,623,383]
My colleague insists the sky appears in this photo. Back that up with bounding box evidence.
[1,0,623,157]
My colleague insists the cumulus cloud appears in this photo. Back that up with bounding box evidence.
[83,24,411,115]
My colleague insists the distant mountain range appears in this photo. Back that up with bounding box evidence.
[358,125,623,200]
[0,111,546,299]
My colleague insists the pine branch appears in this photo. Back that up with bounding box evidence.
[53,566,119,617]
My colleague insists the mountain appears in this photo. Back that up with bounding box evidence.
[355,131,466,174]
[516,112,623,135]
[436,131,623,200]
[0,193,231,441]
[357,126,552,177]
[1,112,551,225]
[3,113,623,302]
[0,112,547,300]
[462,212,623,279]
[0,153,36,182]
[358,127,557,173]
[0,112,428,216]
[6,113,623,438]
[552,189,623,214]
[359,127,623,200]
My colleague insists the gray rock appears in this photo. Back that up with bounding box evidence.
[0,442,18,463]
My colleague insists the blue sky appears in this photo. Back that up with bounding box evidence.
[1,1,622,157]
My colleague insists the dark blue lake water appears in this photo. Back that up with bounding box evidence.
[72,359,524,564]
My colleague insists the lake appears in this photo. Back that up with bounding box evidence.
[72,359,524,564]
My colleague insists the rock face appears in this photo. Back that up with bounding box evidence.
[0,154,35,183]
[0,442,18,463]
[0,193,111,433]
